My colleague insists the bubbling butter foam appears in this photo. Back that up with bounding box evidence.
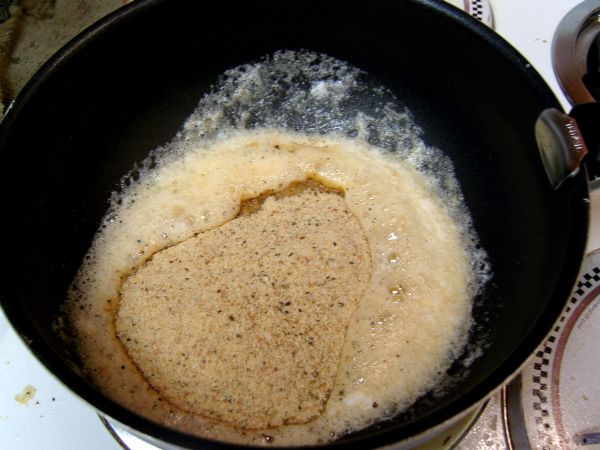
[64,51,491,446]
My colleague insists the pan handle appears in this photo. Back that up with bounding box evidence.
[538,0,600,189]
[535,107,589,189]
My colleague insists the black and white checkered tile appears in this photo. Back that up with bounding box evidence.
[444,0,494,28]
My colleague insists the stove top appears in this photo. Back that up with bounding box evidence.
[1,1,599,449]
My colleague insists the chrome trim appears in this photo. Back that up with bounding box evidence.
[503,376,533,450]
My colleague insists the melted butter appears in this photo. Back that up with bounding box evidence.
[66,129,478,445]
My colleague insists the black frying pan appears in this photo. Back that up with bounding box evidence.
[0,0,590,448]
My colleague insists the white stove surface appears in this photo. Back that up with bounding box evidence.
[0,0,595,449]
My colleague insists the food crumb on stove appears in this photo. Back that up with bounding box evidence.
[14,384,36,405]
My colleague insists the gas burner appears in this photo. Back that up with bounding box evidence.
[505,251,600,449]
[553,0,600,105]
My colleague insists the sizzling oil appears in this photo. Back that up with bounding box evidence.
[67,129,480,445]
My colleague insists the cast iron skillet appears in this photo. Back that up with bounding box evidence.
[0,0,590,448]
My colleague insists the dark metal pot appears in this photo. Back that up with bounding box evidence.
[0,0,591,448]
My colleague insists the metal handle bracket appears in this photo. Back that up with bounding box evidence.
[535,108,588,189]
